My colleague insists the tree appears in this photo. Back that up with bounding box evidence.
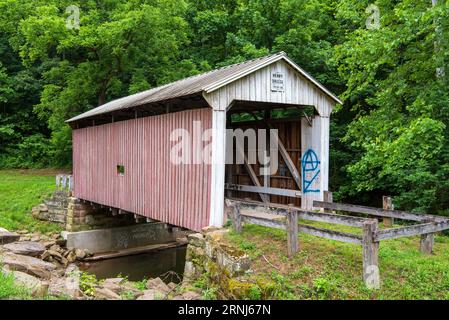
[1,0,196,166]
[333,0,449,212]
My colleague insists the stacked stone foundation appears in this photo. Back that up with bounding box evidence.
[32,190,70,224]
[32,190,137,232]
[66,198,136,232]
[183,228,259,299]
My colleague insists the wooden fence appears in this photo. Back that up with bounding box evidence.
[225,194,449,289]
[56,174,73,192]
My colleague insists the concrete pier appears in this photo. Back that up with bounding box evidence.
[65,223,186,253]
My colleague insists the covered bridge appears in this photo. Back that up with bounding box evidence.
[67,52,342,232]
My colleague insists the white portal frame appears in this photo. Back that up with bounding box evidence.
[203,57,339,227]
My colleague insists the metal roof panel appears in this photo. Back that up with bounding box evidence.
[67,52,341,123]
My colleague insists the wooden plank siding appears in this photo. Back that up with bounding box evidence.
[203,60,335,117]
[227,120,302,206]
[72,108,212,232]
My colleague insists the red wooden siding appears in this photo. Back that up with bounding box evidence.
[72,108,212,232]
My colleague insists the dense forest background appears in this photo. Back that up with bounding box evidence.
[0,0,448,214]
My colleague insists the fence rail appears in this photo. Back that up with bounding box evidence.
[375,220,449,241]
[313,200,447,223]
[225,194,449,290]
[56,174,73,192]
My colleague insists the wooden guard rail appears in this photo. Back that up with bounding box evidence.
[225,195,449,290]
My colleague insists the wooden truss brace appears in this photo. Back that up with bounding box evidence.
[302,111,313,127]
[249,111,302,190]
[235,142,270,203]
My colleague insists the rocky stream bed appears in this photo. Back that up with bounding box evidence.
[0,228,201,300]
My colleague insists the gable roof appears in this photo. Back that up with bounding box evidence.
[67,52,342,123]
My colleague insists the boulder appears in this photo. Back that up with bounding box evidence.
[147,277,170,293]
[3,241,45,257]
[182,291,202,300]
[64,264,80,277]
[30,233,41,242]
[136,289,165,300]
[59,264,82,299]
[99,282,122,294]
[0,228,20,244]
[103,278,125,286]
[167,282,177,290]
[48,276,82,299]
[41,240,57,249]
[46,250,62,260]
[33,204,48,213]
[2,267,48,297]
[187,233,205,248]
[66,251,77,263]
[120,282,144,299]
[44,249,68,266]
[75,248,87,260]
[31,204,48,219]
[99,278,143,299]
[94,287,121,300]
[1,252,56,279]
[41,250,52,261]
[49,244,63,253]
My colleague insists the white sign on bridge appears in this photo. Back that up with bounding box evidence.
[271,71,285,92]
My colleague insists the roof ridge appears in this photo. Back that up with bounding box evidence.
[66,51,341,123]
[159,51,284,87]
[124,52,284,103]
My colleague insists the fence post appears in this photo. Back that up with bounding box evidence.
[232,203,242,233]
[68,175,73,193]
[323,191,333,213]
[286,204,299,258]
[420,219,434,254]
[362,220,380,289]
[382,196,394,227]
[56,175,61,189]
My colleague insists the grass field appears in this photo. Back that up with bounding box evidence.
[0,170,64,233]
[224,224,449,300]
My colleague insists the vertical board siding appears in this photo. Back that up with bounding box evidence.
[204,60,335,117]
[228,120,302,206]
[73,108,212,232]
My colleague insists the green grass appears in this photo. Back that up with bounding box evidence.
[0,268,32,300]
[0,266,72,300]
[0,170,63,233]
[224,224,449,300]
[0,170,69,300]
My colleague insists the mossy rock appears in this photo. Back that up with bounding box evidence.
[226,278,263,300]
[186,245,205,261]
[218,243,246,258]
[205,229,229,242]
